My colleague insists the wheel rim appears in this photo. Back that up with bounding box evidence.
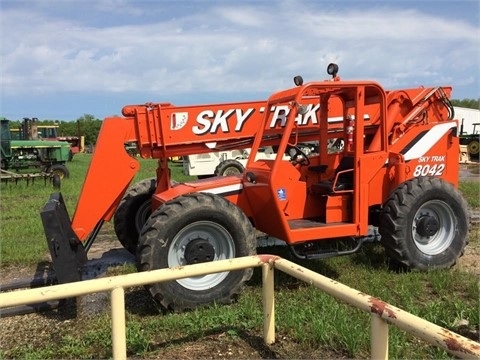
[412,200,455,255]
[135,199,151,233]
[168,221,235,290]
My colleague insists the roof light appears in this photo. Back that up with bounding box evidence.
[327,63,339,78]
[293,75,304,86]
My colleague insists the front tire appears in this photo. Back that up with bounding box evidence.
[380,177,469,270]
[137,193,256,312]
[114,178,156,254]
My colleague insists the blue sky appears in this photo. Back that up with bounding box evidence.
[1,0,479,121]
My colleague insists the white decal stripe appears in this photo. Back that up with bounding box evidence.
[201,183,243,195]
[403,122,456,161]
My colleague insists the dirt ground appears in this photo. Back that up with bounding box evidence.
[456,226,480,276]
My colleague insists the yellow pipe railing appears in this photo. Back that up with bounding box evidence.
[0,255,478,360]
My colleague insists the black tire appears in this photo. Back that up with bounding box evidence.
[114,177,156,254]
[379,177,469,270]
[137,192,256,312]
[48,164,69,179]
[214,159,244,176]
[467,139,479,155]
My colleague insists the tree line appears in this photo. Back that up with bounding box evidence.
[8,98,480,145]
[450,98,479,109]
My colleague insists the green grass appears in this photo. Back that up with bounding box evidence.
[459,180,480,208]
[0,154,191,265]
[0,155,479,359]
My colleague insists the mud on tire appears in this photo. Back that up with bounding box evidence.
[379,177,469,270]
[136,192,256,312]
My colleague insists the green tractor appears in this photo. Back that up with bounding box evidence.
[459,119,480,160]
[1,117,70,179]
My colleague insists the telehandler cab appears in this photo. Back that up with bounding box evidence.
[42,64,469,311]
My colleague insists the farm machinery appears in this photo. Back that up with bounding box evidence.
[1,118,71,181]
[459,119,480,161]
[11,122,84,160]
[42,64,469,312]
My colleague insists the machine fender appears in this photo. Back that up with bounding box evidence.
[41,192,87,284]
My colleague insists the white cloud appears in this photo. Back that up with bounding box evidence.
[1,0,479,105]
[213,6,267,28]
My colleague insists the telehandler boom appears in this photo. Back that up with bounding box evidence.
[42,64,468,311]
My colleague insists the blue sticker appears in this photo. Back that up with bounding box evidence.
[277,188,287,201]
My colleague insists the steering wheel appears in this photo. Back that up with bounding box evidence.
[288,145,311,166]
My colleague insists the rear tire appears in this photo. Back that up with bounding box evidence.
[467,139,479,155]
[379,177,469,270]
[137,193,256,312]
[114,178,156,254]
[48,164,69,179]
[214,159,244,176]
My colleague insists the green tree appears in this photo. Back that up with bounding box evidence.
[57,120,79,137]
[451,98,479,109]
[74,114,103,146]
[28,115,102,146]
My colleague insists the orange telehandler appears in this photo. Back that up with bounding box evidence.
[42,64,469,311]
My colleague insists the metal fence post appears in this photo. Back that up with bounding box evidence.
[111,286,126,360]
[371,314,388,360]
[262,262,275,345]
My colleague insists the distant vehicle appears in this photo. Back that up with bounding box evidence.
[1,117,70,178]
[459,119,479,160]
[183,144,318,177]
[10,120,84,159]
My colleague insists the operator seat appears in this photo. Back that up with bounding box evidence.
[310,156,354,194]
